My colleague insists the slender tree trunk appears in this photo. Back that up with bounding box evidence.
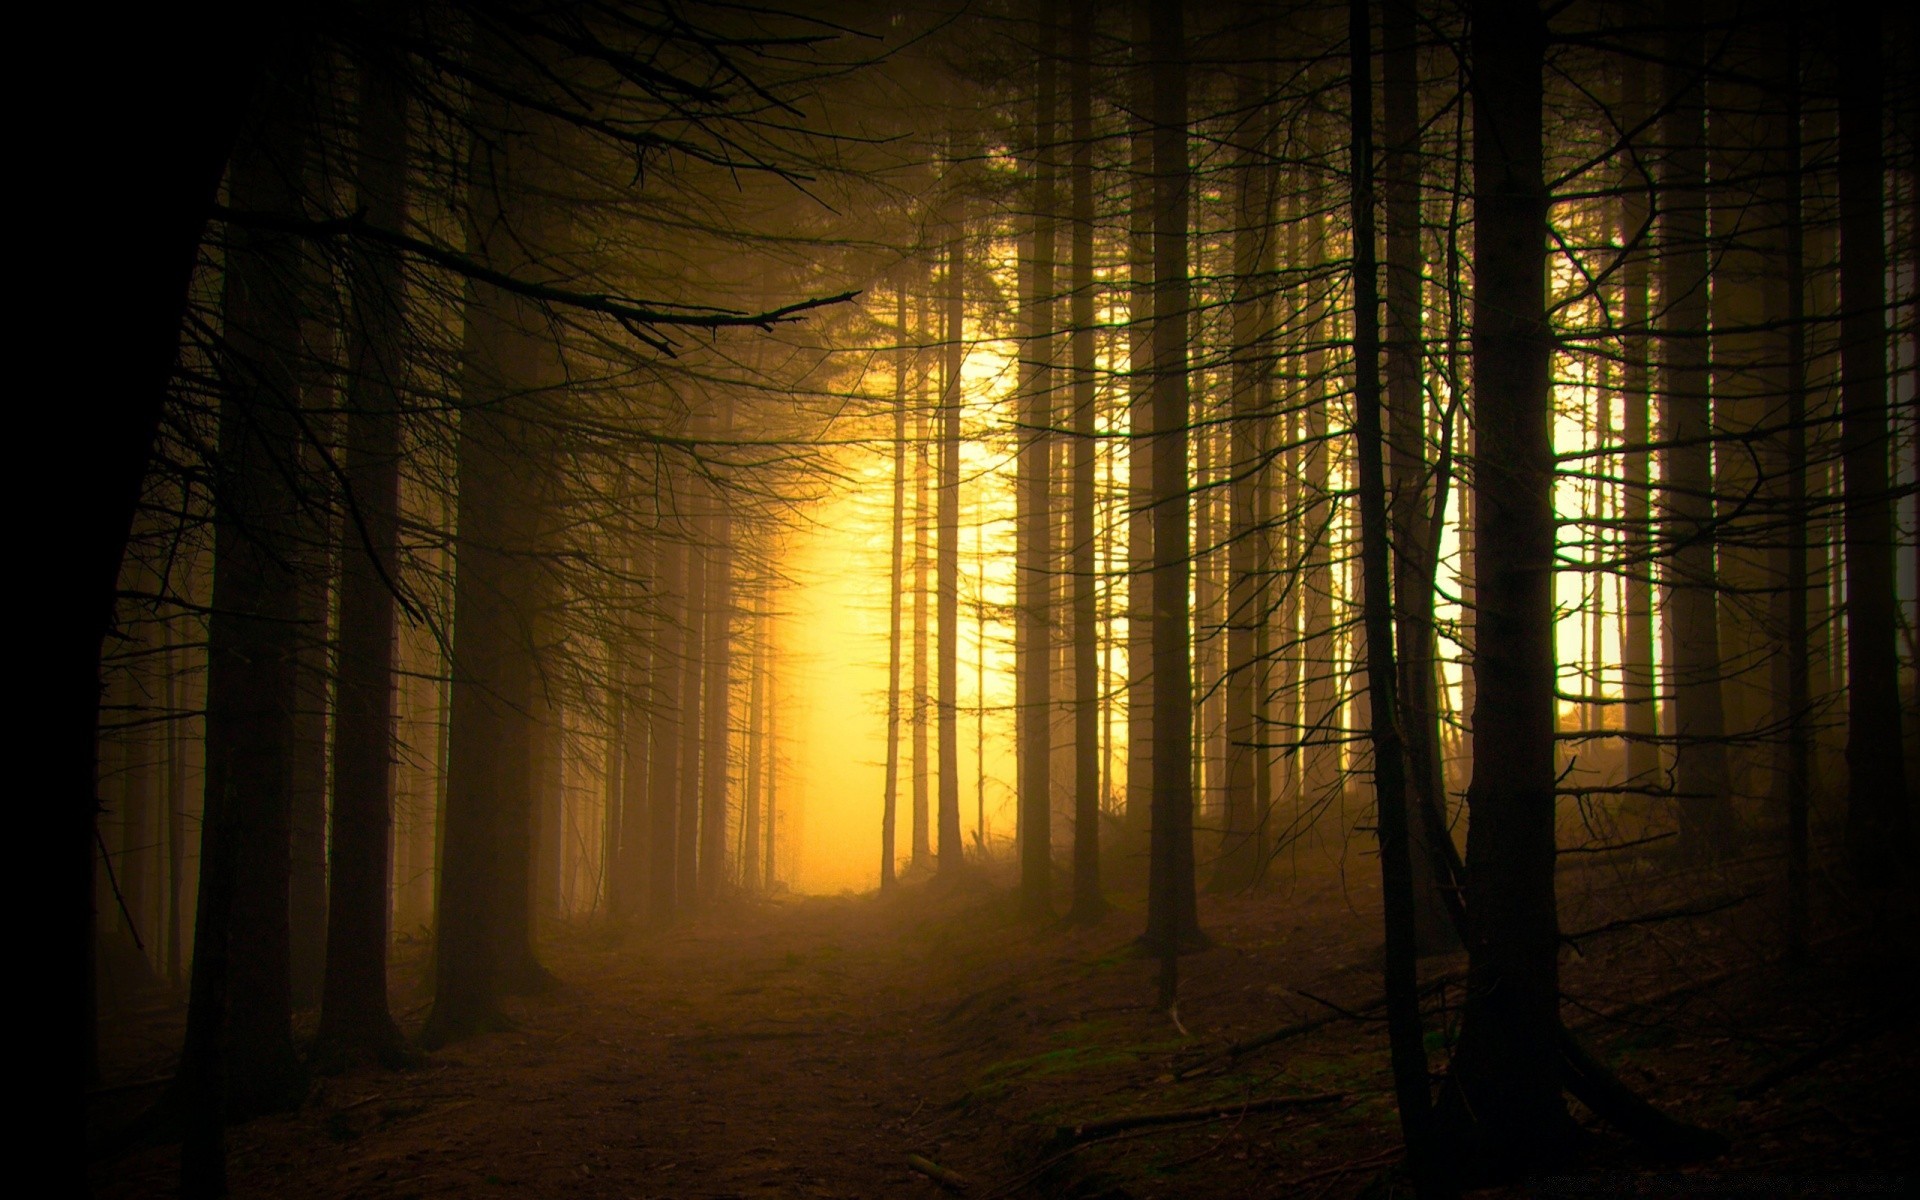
[678,532,707,907]
[165,632,188,993]
[80,3,266,1096]
[1067,0,1105,922]
[883,282,909,889]
[1835,0,1913,882]
[1618,47,1660,789]
[1435,0,1572,1175]
[701,411,735,899]
[647,537,684,926]
[315,50,409,1063]
[1348,6,1440,1187]
[745,602,766,890]
[1382,0,1457,953]
[1126,0,1155,841]
[913,367,933,868]
[1660,0,1736,862]
[1019,35,1057,915]
[938,206,967,874]
[1781,33,1812,962]
[1142,0,1202,982]
[178,56,311,1193]
[1215,38,1268,895]
[1303,199,1341,811]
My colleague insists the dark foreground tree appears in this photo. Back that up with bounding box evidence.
[178,44,313,1196]
[1434,0,1569,1171]
[1141,0,1202,991]
[314,45,412,1068]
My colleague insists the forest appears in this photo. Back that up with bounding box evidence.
[78,0,1915,1196]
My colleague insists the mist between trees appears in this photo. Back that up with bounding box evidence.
[77,0,1914,1196]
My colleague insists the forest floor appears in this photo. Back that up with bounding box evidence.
[90,843,1915,1199]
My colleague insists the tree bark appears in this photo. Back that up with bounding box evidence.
[1347,6,1441,1188]
[1434,0,1572,1176]
[1835,0,1913,882]
[1067,0,1106,923]
[1381,0,1458,954]
[315,48,410,1064]
[1660,0,1736,862]
[177,48,312,1193]
[647,537,685,926]
[1214,35,1269,895]
[883,282,910,889]
[1142,0,1202,977]
[938,202,967,874]
[1125,0,1156,842]
[1019,32,1057,915]
[1617,47,1660,789]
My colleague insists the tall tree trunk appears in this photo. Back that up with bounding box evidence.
[1125,0,1156,841]
[1780,31,1812,963]
[1435,0,1571,1175]
[1067,0,1106,922]
[1348,5,1440,1186]
[1381,0,1458,953]
[1618,47,1660,789]
[1215,38,1267,895]
[1835,0,1913,882]
[315,49,410,1063]
[678,532,707,907]
[431,78,561,1022]
[745,602,766,890]
[883,282,910,889]
[938,205,967,874]
[1019,31,1057,914]
[1660,0,1736,862]
[701,413,735,900]
[80,3,268,1094]
[1142,0,1202,982]
[1303,198,1341,812]
[165,631,188,993]
[647,537,684,926]
[913,372,933,868]
[178,53,311,1194]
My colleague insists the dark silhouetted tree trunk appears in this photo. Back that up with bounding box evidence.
[1617,47,1660,789]
[913,354,933,869]
[1347,5,1440,1188]
[1660,0,1735,862]
[1835,0,1913,884]
[1125,0,1155,841]
[178,52,312,1194]
[79,5,268,1094]
[678,532,707,906]
[1142,0,1201,986]
[1780,34,1812,961]
[1018,35,1056,916]
[938,203,967,875]
[647,537,685,926]
[745,601,767,890]
[1435,0,1571,1175]
[315,49,410,1064]
[1381,0,1457,955]
[1067,0,1106,923]
[701,410,735,900]
[883,282,909,889]
[424,72,559,1040]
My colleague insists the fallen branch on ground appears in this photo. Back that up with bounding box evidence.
[1175,970,1465,1080]
[1053,1092,1344,1145]
[905,1153,969,1193]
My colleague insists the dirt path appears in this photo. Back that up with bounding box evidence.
[90,862,1917,1199]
